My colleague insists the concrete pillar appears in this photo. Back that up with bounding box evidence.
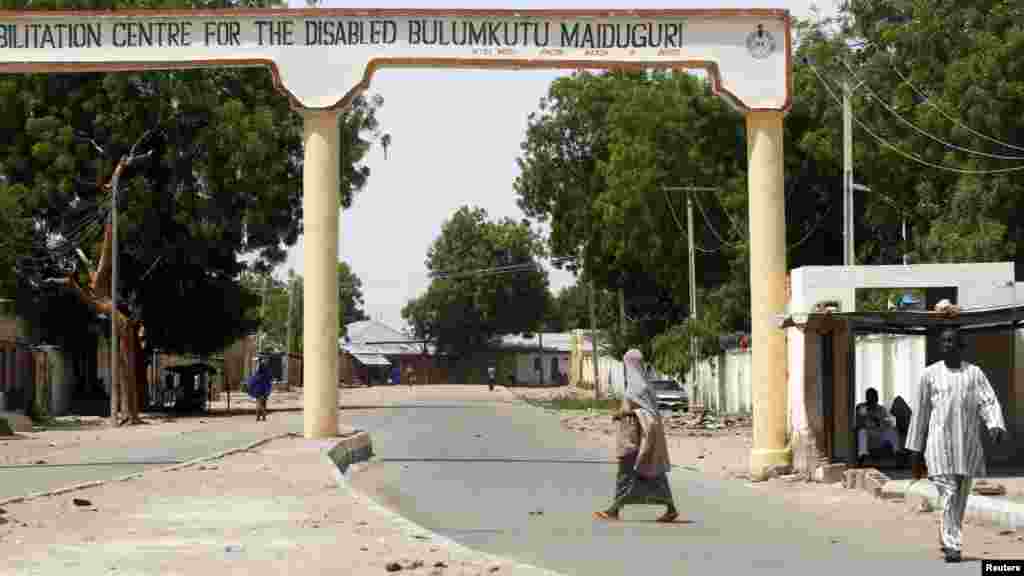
[746,110,791,479]
[301,109,340,438]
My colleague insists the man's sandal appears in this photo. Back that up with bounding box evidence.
[593,511,618,521]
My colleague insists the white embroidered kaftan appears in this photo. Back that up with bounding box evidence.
[905,361,1005,477]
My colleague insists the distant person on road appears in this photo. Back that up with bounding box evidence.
[906,325,1006,563]
[487,365,496,391]
[594,349,678,523]
[407,366,416,388]
[247,359,273,422]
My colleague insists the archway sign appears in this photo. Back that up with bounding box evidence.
[0,8,792,478]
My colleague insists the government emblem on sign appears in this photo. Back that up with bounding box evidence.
[746,24,775,59]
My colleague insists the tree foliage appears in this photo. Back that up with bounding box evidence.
[337,261,369,330]
[828,0,1023,264]
[544,282,617,333]
[0,0,387,357]
[515,65,842,362]
[244,262,367,354]
[402,206,550,356]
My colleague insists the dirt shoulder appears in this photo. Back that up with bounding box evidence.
[0,435,556,576]
[0,390,306,467]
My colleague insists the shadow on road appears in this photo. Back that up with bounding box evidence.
[375,457,701,472]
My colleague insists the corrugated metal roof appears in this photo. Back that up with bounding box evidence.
[341,320,423,355]
[496,332,574,352]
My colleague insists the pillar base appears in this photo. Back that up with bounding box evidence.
[749,446,792,480]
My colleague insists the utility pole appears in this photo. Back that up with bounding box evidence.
[686,189,700,410]
[663,185,714,408]
[619,287,626,389]
[285,270,295,354]
[110,163,120,425]
[589,279,600,399]
[843,79,854,267]
[538,331,544,385]
[285,269,295,384]
[107,140,153,424]
[259,273,269,354]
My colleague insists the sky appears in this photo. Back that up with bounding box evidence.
[277,0,841,331]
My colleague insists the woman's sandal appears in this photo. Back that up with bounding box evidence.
[656,511,679,523]
[593,511,618,521]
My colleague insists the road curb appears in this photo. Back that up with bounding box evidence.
[326,432,568,576]
[882,479,1023,531]
[0,431,299,506]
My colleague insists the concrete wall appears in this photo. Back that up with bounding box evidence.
[696,351,753,414]
[512,351,569,385]
[789,263,1016,314]
[573,351,626,396]
[853,334,926,410]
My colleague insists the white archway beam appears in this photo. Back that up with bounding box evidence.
[0,9,791,111]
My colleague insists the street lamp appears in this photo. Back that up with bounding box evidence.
[856,184,910,265]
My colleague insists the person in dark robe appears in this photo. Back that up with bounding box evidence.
[247,359,273,421]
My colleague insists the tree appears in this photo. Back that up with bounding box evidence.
[792,3,1023,266]
[0,0,389,422]
[338,262,369,331]
[515,67,841,353]
[402,206,550,357]
[545,282,617,333]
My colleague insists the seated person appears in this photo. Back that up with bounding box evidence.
[889,394,912,440]
[856,387,903,465]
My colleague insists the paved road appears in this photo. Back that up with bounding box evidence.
[0,416,304,501]
[346,393,987,576]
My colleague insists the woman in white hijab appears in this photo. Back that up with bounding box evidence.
[594,349,678,522]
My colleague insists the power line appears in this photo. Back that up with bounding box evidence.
[807,61,1024,175]
[661,187,718,254]
[840,59,1024,162]
[788,202,834,250]
[890,63,1024,154]
[430,256,574,280]
[690,192,745,249]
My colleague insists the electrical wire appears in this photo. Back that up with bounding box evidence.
[841,59,1024,162]
[690,192,745,249]
[661,187,718,254]
[807,61,1024,175]
[788,203,835,250]
[711,191,747,242]
[890,64,1024,154]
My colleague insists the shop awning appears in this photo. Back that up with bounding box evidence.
[353,353,391,367]
[778,304,1024,335]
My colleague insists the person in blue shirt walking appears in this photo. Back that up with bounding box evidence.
[247,359,273,421]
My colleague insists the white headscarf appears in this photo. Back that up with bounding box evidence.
[623,349,660,421]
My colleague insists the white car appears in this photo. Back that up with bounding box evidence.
[650,379,689,412]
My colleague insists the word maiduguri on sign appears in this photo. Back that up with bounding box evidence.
[0,10,790,110]
[0,19,690,50]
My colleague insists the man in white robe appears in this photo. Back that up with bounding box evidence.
[906,326,1006,563]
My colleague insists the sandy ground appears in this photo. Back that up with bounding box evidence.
[1,383,1021,574]
[0,435,554,576]
[0,390,307,467]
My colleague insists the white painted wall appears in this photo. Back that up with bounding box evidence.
[689,349,752,414]
[789,262,1016,314]
[513,352,570,385]
[577,353,627,397]
[853,334,927,410]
